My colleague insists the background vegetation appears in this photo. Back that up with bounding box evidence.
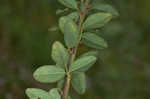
[0,0,150,99]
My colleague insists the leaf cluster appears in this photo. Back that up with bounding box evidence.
[26,0,118,99]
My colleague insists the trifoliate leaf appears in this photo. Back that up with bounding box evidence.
[26,88,52,99]
[52,41,69,68]
[82,32,108,49]
[71,72,86,94]
[33,65,65,83]
[83,13,112,30]
[69,56,97,72]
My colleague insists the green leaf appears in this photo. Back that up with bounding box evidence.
[69,56,97,72]
[58,0,78,9]
[33,65,65,83]
[59,16,69,34]
[59,17,79,48]
[83,13,112,30]
[82,32,108,49]
[92,3,119,17]
[71,72,86,94]
[49,88,61,99]
[57,79,65,89]
[26,88,52,99]
[80,50,99,58]
[63,17,79,48]
[52,41,69,68]
[80,50,108,61]
[67,11,79,22]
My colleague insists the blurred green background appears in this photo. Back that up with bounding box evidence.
[0,0,150,99]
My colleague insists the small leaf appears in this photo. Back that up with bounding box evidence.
[71,72,86,94]
[59,16,79,48]
[59,16,69,34]
[80,50,99,58]
[26,88,52,99]
[82,32,108,49]
[80,50,108,61]
[63,17,79,48]
[69,56,97,72]
[58,0,78,9]
[57,79,65,89]
[67,11,80,22]
[33,65,65,83]
[83,13,112,30]
[92,3,119,17]
[49,88,61,99]
[52,41,69,68]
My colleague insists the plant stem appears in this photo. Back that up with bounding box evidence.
[62,1,89,99]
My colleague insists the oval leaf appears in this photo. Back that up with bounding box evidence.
[67,11,79,22]
[71,72,86,94]
[83,13,112,30]
[52,41,69,68]
[92,3,119,17]
[82,32,108,49]
[33,65,65,83]
[58,0,78,9]
[59,16,69,34]
[80,50,99,58]
[26,88,52,99]
[69,56,97,72]
[57,79,65,89]
[64,17,79,48]
[49,88,61,99]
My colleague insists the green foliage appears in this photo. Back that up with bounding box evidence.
[82,32,108,49]
[67,12,80,22]
[63,17,79,48]
[59,16,70,34]
[79,50,99,58]
[26,0,118,99]
[49,88,61,99]
[26,88,52,99]
[69,56,97,72]
[52,41,69,68]
[58,0,78,9]
[71,72,86,94]
[92,3,119,17]
[33,65,65,83]
[83,13,112,30]
[57,79,65,89]
[59,16,79,48]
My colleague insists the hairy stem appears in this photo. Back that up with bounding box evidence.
[62,1,89,99]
